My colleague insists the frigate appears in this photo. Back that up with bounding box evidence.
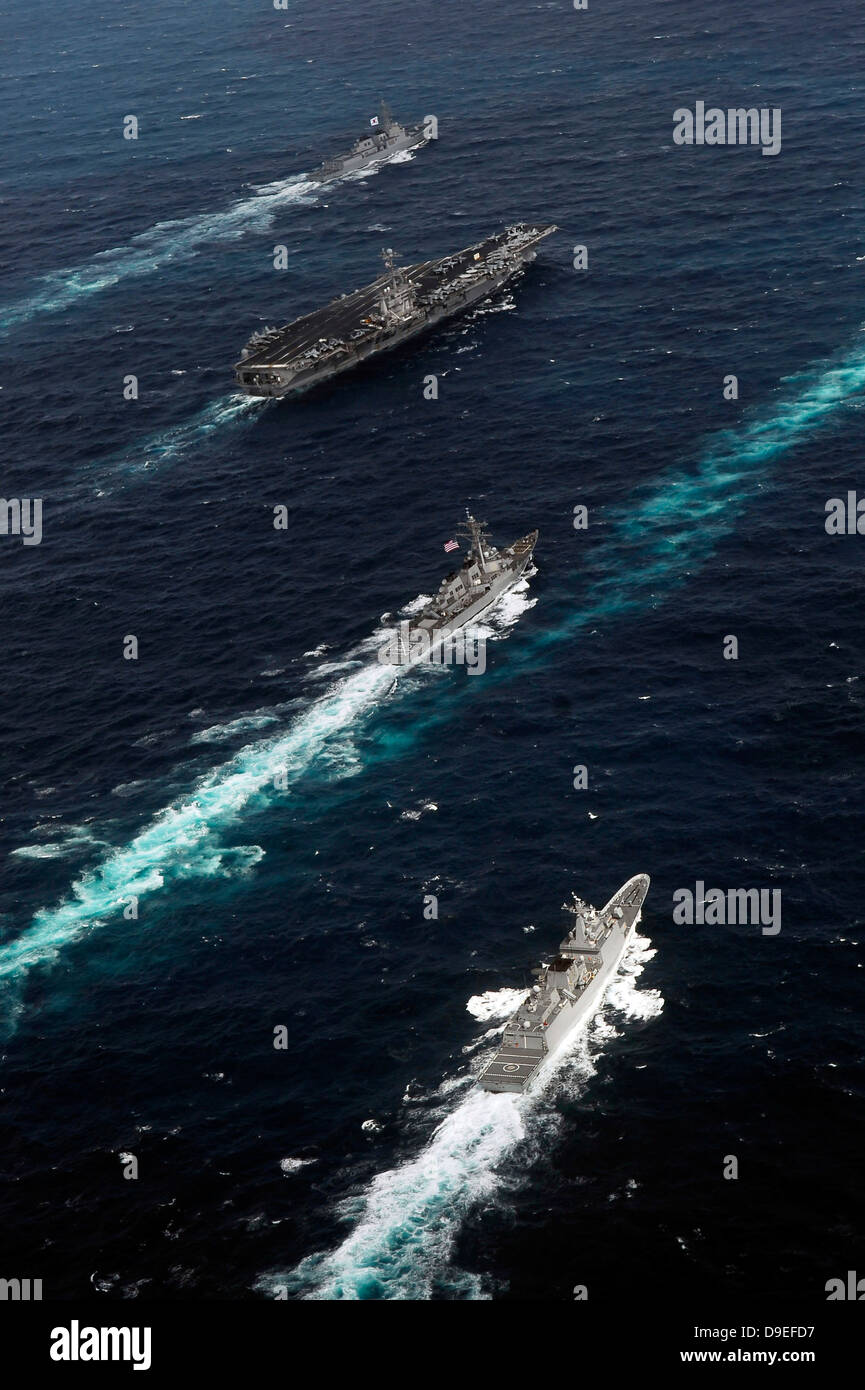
[234,223,556,398]
[478,874,651,1093]
[379,514,538,668]
[308,100,428,183]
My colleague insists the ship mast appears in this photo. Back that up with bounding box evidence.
[459,513,489,572]
[561,893,597,950]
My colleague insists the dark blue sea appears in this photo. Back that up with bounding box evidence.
[1,0,864,1304]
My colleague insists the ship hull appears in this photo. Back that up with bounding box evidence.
[479,926,629,1094]
[394,544,535,667]
[240,264,524,399]
[478,876,649,1094]
[234,224,556,399]
[311,128,426,183]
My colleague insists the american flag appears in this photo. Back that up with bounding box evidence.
[444,539,459,553]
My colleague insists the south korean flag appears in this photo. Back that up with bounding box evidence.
[370,115,380,127]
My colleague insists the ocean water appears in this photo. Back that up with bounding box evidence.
[1,0,864,1302]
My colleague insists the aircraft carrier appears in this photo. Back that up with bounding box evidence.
[234,222,556,398]
[478,875,651,1094]
[308,100,429,183]
[378,514,538,667]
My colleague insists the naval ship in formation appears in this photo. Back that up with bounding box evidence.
[308,100,429,183]
[381,514,538,666]
[479,875,651,1093]
[234,223,556,398]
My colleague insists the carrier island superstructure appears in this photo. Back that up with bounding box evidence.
[479,875,651,1094]
[380,514,538,668]
[234,223,556,398]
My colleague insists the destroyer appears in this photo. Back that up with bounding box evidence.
[379,514,538,668]
[478,875,650,1093]
[309,100,428,183]
[234,223,556,398]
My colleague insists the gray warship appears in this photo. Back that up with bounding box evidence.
[308,100,428,183]
[379,514,538,667]
[234,222,556,398]
[479,874,651,1094]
